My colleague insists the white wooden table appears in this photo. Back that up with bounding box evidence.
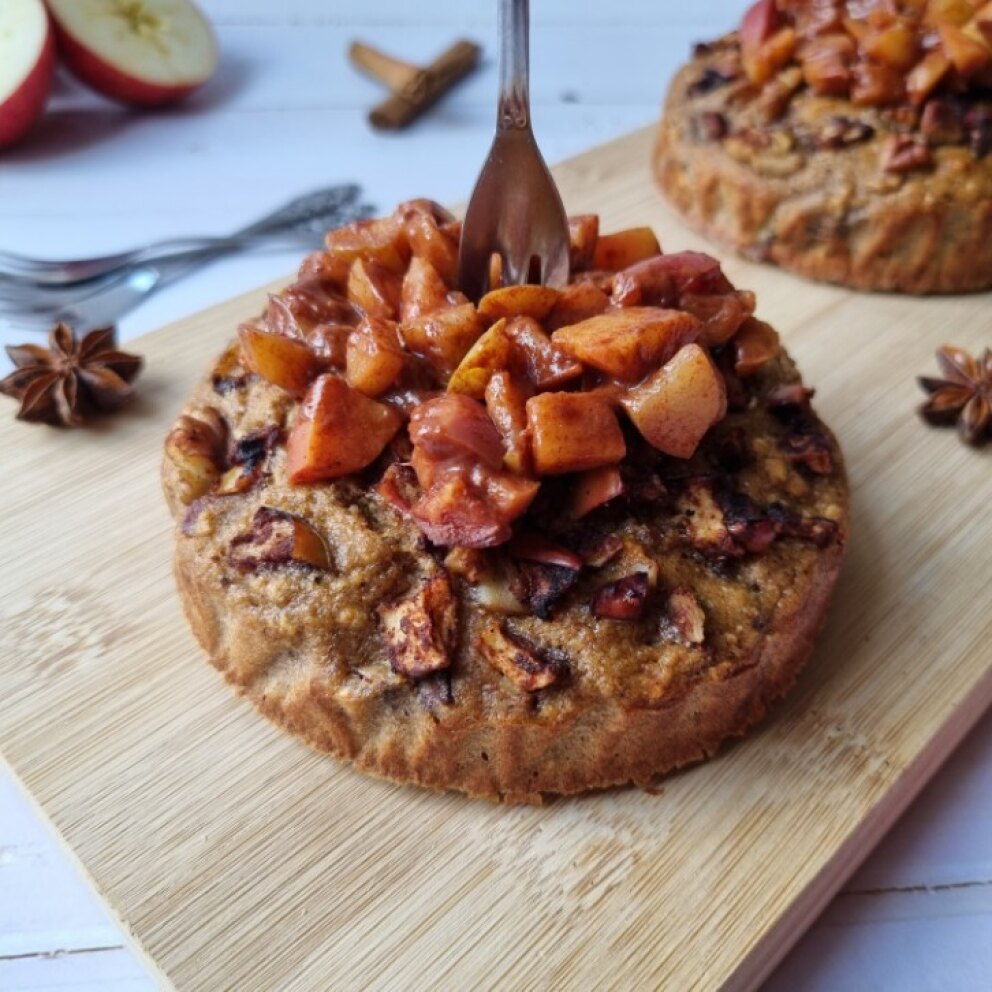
[1,3,990,989]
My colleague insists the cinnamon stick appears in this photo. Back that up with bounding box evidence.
[349,39,482,131]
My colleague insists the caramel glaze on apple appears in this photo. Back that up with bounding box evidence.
[167,198,845,590]
[211,199,788,554]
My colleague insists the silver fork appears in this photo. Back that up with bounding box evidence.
[0,184,372,288]
[0,188,375,333]
[458,0,570,301]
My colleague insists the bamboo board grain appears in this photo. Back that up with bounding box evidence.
[2,125,992,992]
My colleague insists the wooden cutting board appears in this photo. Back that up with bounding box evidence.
[2,125,991,992]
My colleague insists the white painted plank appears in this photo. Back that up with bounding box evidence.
[844,709,992,893]
[0,947,152,992]
[0,778,128,960]
[767,888,992,992]
[0,105,655,220]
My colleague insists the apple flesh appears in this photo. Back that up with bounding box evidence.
[0,0,55,149]
[238,324,322,397]
[526,391,626,475]
[47,0,218,107]
[621,344,727,459]
[552,306,702,383]
[287,374,401,483]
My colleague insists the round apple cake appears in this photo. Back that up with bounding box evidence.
[655,0,992,294]
[163,200,848,802]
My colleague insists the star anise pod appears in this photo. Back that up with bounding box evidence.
[918,345,992,445]
[0,323,143,426]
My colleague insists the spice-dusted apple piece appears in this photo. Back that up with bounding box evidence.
[478,284,560,321]
[401,302,485,374]
[321,216,410,286]
[345,317,406,397]
[592,227,661,270]
[621,344,727,458]
[527,391,626,474]
[238,324,323,397]
[347,257,403,320]
[287,374,401,482]
[164,202,848,803]
[656,0,992,293]
[552,307,701,382]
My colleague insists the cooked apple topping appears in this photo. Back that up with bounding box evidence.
[690,1,992,163]
[222,200,782,553]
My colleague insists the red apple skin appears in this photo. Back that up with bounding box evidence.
[0,8,55,149]
[49,5,218,108]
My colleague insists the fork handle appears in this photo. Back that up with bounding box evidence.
[498,0,530,129]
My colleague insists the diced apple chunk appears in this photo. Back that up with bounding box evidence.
[478,284,561,321]
[347,256,402,320]
[568,214,600,270]
[545,280,610,330]
[621,344,727,459]
[287,374,401,482]
[238,324,323,397]
[446,319,512,397]
[906,48,950,103]
[485,370,531,474]
[322,216,409,286]
[925,0,975,29]
[592,226,661,270]
[401,303,484,374]
[681,290,755,347]
[733,318,781,376]
[938,23,992,75]
[404,210,459,285]
[568,465,624,519]
[863,22,920,70]
[552,307,701,382]
[526,391,626,475]
[741,0,783,83]
[400,256,450,322]
[345,317,406,397]
[505,317,583,388]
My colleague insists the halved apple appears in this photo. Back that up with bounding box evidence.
[0,0,55,149]
[47,0,218,108]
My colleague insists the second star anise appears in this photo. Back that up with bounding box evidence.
[918,345,992,446]
[0,323,143,427]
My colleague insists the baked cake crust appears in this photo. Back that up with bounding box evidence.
[163,206,849,803]
[655,34,992,294]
